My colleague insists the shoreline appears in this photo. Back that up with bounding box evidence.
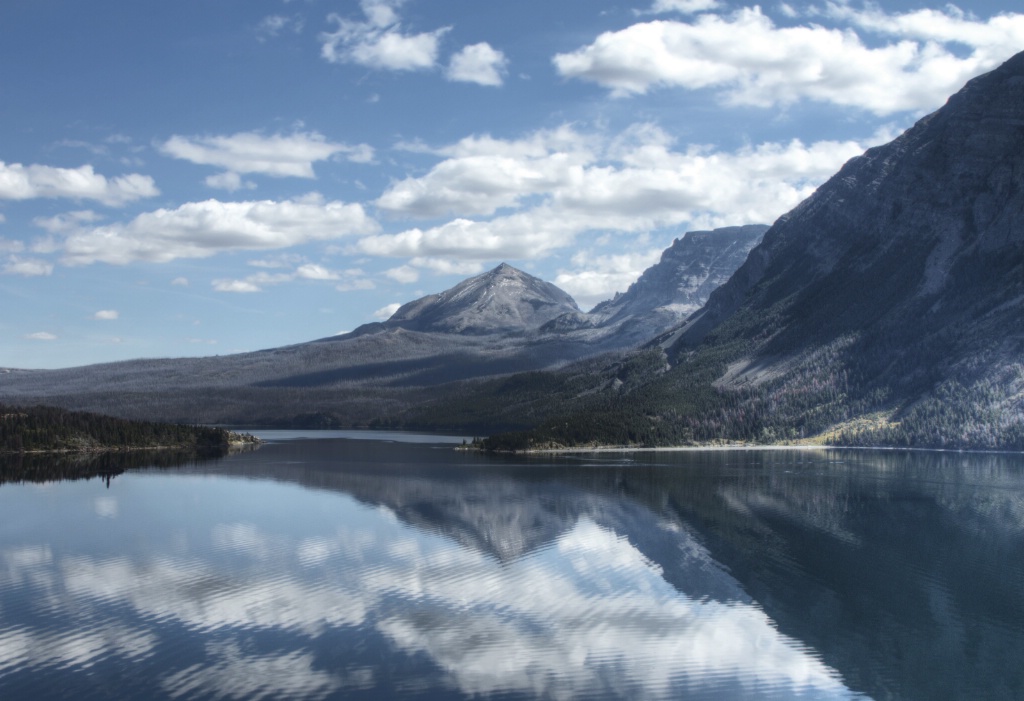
[477,443,1024,457]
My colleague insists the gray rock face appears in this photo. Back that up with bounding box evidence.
[675,52,1024,352]
[591,225,767,328]
[637,50,1024,448]
[382,263,581,335]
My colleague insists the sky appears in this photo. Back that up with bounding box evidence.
[1,0,1022,369]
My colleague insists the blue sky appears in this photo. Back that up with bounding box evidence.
[1,0,1021,369]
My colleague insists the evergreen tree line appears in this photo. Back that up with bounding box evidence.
[0,403,234,453]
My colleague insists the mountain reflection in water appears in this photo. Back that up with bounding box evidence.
[1,436,1023,700]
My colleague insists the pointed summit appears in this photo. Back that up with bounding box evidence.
[384,264,580,335]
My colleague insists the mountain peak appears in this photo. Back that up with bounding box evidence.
[590,225,767,329]
[383,264,580,335]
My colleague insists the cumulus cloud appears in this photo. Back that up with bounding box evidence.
[647,0,721,14]
[362,123,872,268]
[92,310,119,320]
[256,14,304,41]
[408,257,485,276]
[320,0,449,71]
[0,237,24,253]
[379,125,597,218]
[555,248,664,309]
[373,302,402,320]
[446,43,508,86]
[336,277,376,292]
[59,194,378,266]
[3,257,53,277]
[204,172,256,192]
[33,210,103,234]
[296,263,340,281]
[0,161,158,206]
[553,5,1024,114]
[213,263,369,293]
[385,265,419,283]
[160,131,374,181]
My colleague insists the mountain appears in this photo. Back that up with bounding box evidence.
[483,51,1024,451]
[0,243,758,427]
[376,262,580,335]
[587,225,766,335]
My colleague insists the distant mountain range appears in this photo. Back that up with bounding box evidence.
[0,226,764,427]
[480,51,1024,451]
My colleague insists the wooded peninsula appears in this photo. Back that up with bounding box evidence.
[0,403,258,454]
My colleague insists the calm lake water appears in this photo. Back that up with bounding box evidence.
[1,433,1023,700]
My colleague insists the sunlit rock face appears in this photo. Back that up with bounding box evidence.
[583,225,767,341]
[381,263,582,336]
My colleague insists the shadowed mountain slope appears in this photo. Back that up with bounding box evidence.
[483,51,1024,450]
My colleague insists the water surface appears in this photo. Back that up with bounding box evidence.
[1,436,1022,700]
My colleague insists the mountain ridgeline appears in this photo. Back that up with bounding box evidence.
[481,52,1024,451]
[0,227,764,427]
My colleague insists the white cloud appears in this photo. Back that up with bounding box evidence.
[552,6,1024,114]
[213,271,293,293]
[26,332,57,341]
[213,263,355,293]
[379,126,597,218]
[171,277,189,287]
[336,277,376,292]
[212,278,263,293]
[320,0,449,72]
[373,302,401,319]
[408,257,485,276]
[0,161,158,206]
[256,14,304,41]
[361,123,874,265]
[778,3,799,19]
[385,265,419,283]
[160,131,373,179]
[295,263,340,281]
[446,43,508,86]
[92,310,119,320]
[4,257,53,277]
[60,194,378,266]
[555,248,664,309]
[204,172,257,192]
[0,238,25,253]
[647,0,721,14]
[34,210,102,234]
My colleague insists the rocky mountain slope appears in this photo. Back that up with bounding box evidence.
[585,225,766,340]
[373,262,580,335]
[483,51,1024,450]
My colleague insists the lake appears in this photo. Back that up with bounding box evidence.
[1,432,1023,700]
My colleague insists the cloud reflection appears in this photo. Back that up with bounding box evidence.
[2,495,860,700]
